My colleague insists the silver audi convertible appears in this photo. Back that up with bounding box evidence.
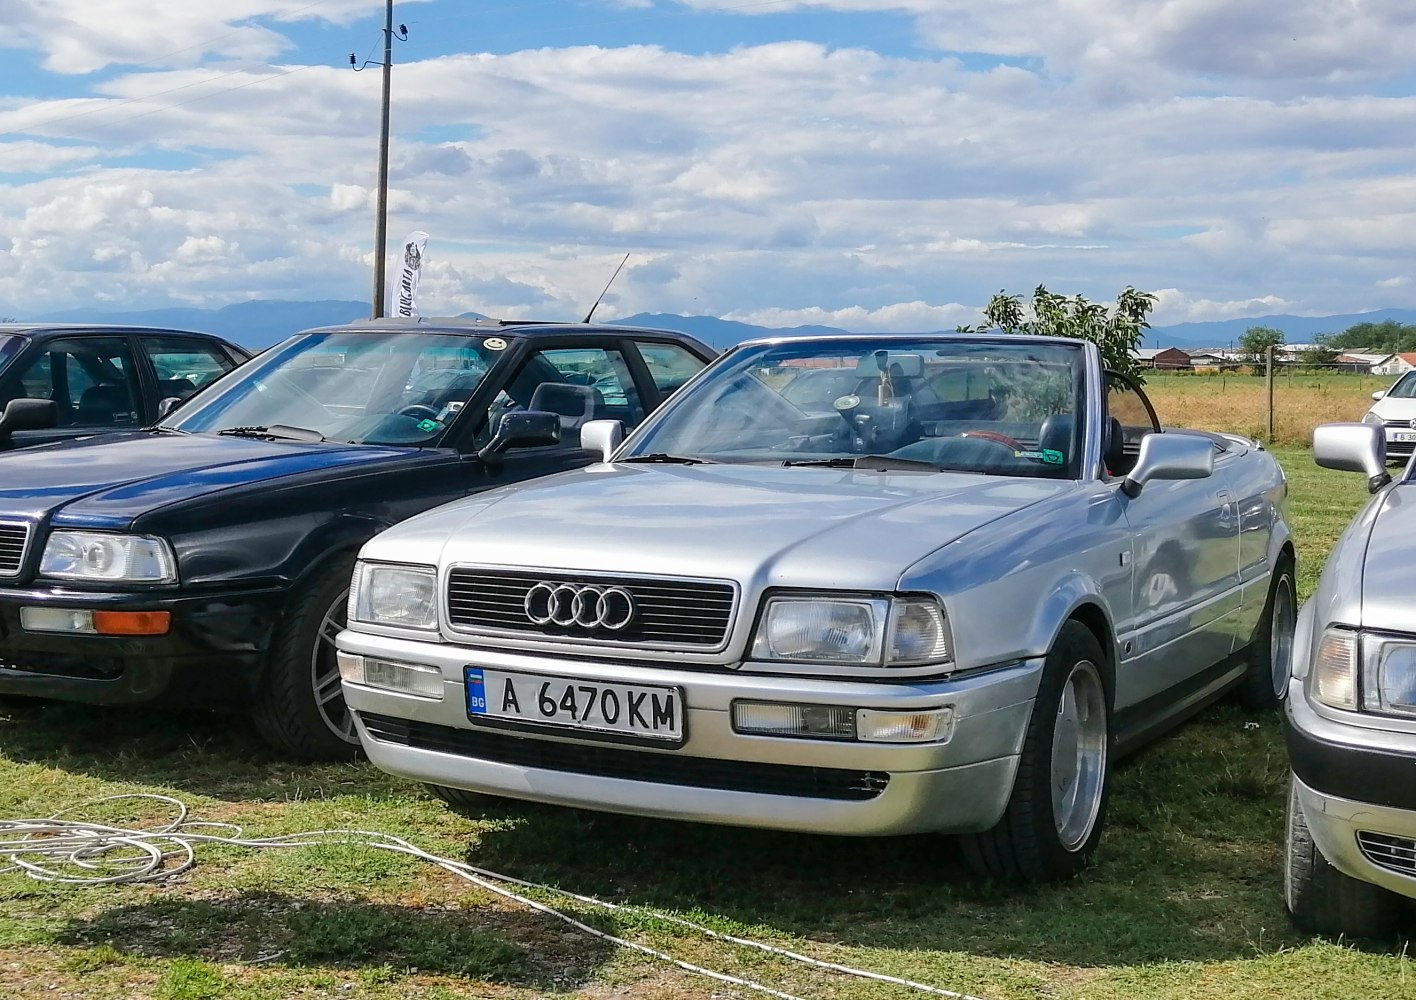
[1284,423,1416,934]
[336,333,1295,882]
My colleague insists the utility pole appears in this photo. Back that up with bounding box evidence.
[371,0,395,319]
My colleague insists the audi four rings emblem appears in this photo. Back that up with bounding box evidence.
[524,582,637,630]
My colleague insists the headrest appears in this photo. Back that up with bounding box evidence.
[529,382,607,418]
[854,352,924,378]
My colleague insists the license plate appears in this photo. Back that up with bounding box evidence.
[1392,431,1416,442]
[465,668,684,742]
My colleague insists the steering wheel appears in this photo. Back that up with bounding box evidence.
[398,404,442,422]
[960,429,1024,451]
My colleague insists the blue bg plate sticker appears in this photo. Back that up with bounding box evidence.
[466,668,488,714]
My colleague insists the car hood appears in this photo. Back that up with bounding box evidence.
[1361,484,1416,632]
[0,431,419,529]
[380,463,1074,592]
[1372,397,1416,420]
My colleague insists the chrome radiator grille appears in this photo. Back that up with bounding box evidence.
[0,522,28,577]
[445,569,736,649]
[1357,831,1416,878]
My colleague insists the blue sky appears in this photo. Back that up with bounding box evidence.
[1,0,1415,329]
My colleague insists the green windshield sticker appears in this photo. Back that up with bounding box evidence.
[1015,449,1066,465]
[417,418,441,433]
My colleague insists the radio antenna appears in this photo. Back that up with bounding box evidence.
[582,252,631,324]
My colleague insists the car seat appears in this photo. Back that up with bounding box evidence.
[528,383,608,435]
[75,384,135,425]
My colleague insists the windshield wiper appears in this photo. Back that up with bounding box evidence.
[217,424,326,443]
[782,455,943,472]
[618,453,711,465]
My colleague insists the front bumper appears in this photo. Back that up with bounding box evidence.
[1285,683,1416,900]
[0,583,285,706]
[337,630,1044,837]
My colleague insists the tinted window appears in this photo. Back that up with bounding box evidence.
[478,347,645,447]
[139,336,240,400]
[635,342,707,396]
[1387,371,1416,399]
[0,335,21,374]
[5,337,140,427]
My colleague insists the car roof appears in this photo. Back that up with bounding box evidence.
[294,316,714,350]
[0,322,247,354]
[734,331,1092,350]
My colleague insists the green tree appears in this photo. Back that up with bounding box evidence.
[957,284,1158,383]
[1323,319,1416,354]
[1238,325,1285,373]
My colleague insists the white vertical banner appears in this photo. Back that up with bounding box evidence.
[395,230,429,317]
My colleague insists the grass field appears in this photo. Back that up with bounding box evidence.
[2,448,1413,1000]
[1144,371,1387,446]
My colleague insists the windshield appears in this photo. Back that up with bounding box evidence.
[166,331,498,445]
[0,335,21,374]
[1387,371,1416,399]
[625,337,1087,478]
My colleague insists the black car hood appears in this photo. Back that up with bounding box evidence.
[0,431,425,529]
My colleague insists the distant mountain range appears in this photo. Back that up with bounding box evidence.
[11,299,1416,351]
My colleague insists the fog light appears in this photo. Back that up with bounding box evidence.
[732,702,856,740]
[856,707,954,743]
[342,654,443,700]
[20,607,95,633]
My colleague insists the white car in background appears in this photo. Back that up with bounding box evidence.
[1363,369,1416,462]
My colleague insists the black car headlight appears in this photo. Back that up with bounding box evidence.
[39,531,177,584]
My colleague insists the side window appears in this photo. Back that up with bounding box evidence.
[11,338,139,427]
[139,337,239,398]
[635,342,707,397]
[476,347,645,447]
[1104,371,1162,476]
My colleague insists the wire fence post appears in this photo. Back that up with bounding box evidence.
[1266,345,1275,442]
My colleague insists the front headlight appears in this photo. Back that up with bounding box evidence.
[1362,410,1383,425]
[1363,635,1416,718]
[348,561,438,631]
[39,531,176,583]
[749,594,952,668]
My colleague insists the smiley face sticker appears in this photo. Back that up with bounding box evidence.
[485,337,508,351]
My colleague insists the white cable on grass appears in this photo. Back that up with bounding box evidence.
[0,794,988,1000]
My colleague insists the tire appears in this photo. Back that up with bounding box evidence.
[1284,773,1401,937]
[1238,557,1296,711]
[251,554,361,761]
[424,784,508,810]
[963,621,1110,882]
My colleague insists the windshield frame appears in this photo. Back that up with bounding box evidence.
[620,334,1099,481]
[162,330,508,447]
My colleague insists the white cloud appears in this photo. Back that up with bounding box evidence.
[1377,276,1411,288]
[1150,288,1292,324]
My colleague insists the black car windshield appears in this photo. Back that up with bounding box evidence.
[165,332,499,445]
[624,337,1088,478]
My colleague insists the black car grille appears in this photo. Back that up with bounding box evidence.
[1357,831,1416,878]
[1383,419,1416,429]
[0,522,28,576]
[359,713,890,802]
[445,569,736,649]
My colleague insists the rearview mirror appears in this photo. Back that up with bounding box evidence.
[1313,422,1389,493]
[156,396,183,419]
[477,410,560,463]
[0,398,57,443]
[1120,432,1214,498]
[580,419,624,462]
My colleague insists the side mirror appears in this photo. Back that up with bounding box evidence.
[1120,432,1214,498]
[477,410,560,463]
[1313,422,1389,493]
[0,398,58,444]
[580,419,624,462]
[156,396,183,419]
[1372,390,1387,401]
